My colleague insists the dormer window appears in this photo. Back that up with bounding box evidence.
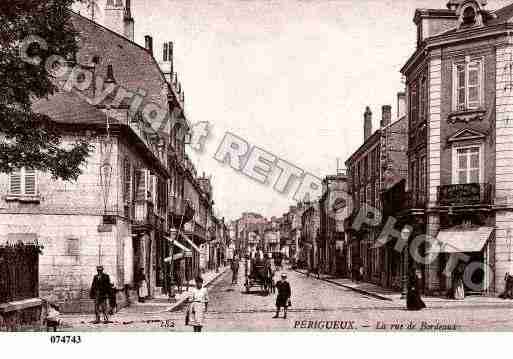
[462,6,477,25]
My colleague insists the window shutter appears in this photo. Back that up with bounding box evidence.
[456,64,466,110]
[24,168,36,195]
[123,159,131,203]
[10,169,22,194]
[468,61,480,108]
[135,169,147,201]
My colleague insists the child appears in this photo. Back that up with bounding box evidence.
[44,301,61,332]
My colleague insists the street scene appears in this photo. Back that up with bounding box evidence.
[59,266,513,331]
[4,0,513,334]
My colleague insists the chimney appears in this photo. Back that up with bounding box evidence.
[162,42,174,83]
[364,106,372,141]
[104,0,126,38]
[105,64,116,84]
[397,92,406,119]
[144,35,153,55]
[123,0,134,41]
[381,105,392,127]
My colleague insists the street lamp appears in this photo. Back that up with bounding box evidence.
[400,226,412,299]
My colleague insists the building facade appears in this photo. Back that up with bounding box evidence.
[400,0,513,296]
[346,102,408,286]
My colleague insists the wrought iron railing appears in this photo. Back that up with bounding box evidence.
[437,183,492,207]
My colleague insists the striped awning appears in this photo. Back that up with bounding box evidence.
[428,226,494,254]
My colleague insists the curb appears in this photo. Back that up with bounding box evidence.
[294,269,393,302]
[144,267,229,314]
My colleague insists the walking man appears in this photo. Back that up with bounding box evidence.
[89,265,112,324]
[273,273,291,319]
[231,255,240,284]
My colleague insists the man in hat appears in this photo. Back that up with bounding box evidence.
[273,273,291,319]
[90,265,112,324]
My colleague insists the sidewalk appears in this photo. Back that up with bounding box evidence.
[59,266,229,330]
[295,269,513,307]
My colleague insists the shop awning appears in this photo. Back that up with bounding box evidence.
[429,226,494,254]
[166,237,191,253]
[182,233,201,253]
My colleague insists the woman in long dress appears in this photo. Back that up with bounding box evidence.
[186,276,209,332]
[452,264,465,300]
[406,268,426,311]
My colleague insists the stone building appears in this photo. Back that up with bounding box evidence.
[300,202,320,271]
[345,101,408,285]
[0,1,216,311]
[399,0,513,296]
[319,173,350,276]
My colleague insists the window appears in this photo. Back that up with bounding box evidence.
[375,182,380,209]
[409,80,418,125]
[453,58,482,111]
[366,184,372,206]
[420,76,427,121]
[419,156,427,201]
[9,168,37,195]
[123,158,132,203]
[66,238,80,256]
[462,6,477,25]
[453,146,482,184]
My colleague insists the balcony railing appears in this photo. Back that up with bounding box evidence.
[437,183,492,207]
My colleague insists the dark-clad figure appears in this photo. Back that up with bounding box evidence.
[500,272,513,299]
[406,267,426,311]
[273,273,291,319]
[231,255,240,284]
[89,265,112,323]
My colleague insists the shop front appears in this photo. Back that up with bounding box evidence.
[429,226,495,296]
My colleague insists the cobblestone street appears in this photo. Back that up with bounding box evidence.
[60,266,513,332]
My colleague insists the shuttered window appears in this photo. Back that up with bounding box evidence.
[9,168,37,195]
[123,158,132,203]
[135,169,147,201]
[454,57,482,111]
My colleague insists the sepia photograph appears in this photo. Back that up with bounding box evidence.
[2,0,513,341]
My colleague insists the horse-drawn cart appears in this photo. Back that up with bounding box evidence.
[244,257,272,295]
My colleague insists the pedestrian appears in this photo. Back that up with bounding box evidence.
[136,268,149,302]
[273,273,291,319]
[186,276,209,332]
[500,272,513,299]
[175,260,184,294]
[108,282,117,315]
[451,263,465,300]
[89,265,112,324]
[44,300,61,332]
[406,267,426,311]
[231,255,240,285]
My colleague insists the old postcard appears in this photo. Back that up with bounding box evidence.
[2,0,513,336]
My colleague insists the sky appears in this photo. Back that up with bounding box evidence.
[76,0,512,220]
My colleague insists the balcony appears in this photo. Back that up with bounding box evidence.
[133,200,156,232]
[169,196,195,228]
[437,183,492,207]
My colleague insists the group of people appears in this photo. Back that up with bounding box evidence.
[88,256,294,331]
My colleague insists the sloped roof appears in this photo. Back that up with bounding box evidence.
[69,12,170,123]
[489,3,513,25]
[32,90,113,125]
